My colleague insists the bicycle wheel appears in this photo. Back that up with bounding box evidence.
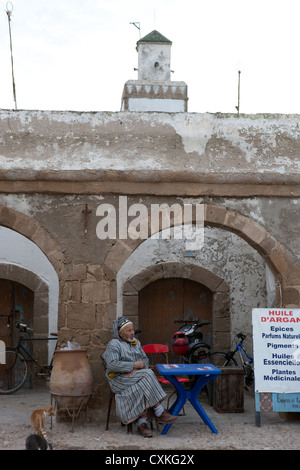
[210,351,238,367]
[0,348,28,394]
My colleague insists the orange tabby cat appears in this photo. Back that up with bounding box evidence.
[30,406,55,442]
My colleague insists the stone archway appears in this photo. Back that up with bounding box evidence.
[0,204,63,275]
[122,262,230,352]
[0,206,63,356]
[0,264,54,365]
[104,204,300,315]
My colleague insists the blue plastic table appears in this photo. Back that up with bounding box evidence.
[156,363,221,435]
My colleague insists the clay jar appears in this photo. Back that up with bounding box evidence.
[50,349,93,397]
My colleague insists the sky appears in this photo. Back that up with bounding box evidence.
[0,0,300,114]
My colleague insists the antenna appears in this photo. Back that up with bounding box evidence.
[6,2,17,110]
[235,70,241,115]
[130,22,141,38]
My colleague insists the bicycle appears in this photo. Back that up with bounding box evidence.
[210,332,254,389]
[0,322,57,394]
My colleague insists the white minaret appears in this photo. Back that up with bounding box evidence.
[121,30,188,112]
[137,30,172,81]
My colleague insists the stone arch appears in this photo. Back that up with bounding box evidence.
[0,264,55,364]
[0,206,64,357]
[104,203,300,307]
[123,262,230,351]
[0,204,64,275]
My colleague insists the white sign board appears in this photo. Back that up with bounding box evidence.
[252,308,300,393]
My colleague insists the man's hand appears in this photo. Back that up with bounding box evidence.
[134,361,146,369]
[125,361,146,376]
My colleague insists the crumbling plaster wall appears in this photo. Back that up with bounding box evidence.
[0,110,299,188]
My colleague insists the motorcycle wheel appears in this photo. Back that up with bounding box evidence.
[188,348,210,364]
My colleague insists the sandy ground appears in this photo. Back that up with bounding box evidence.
[1,384,300,452]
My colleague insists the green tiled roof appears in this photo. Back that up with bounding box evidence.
[137,30,172,45]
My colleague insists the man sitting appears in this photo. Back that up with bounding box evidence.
[102,316,177,437]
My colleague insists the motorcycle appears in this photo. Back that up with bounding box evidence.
[172,320,211,363]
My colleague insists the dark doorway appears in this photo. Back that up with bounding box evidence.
[0,279,34,349]
[139,278,212,360]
